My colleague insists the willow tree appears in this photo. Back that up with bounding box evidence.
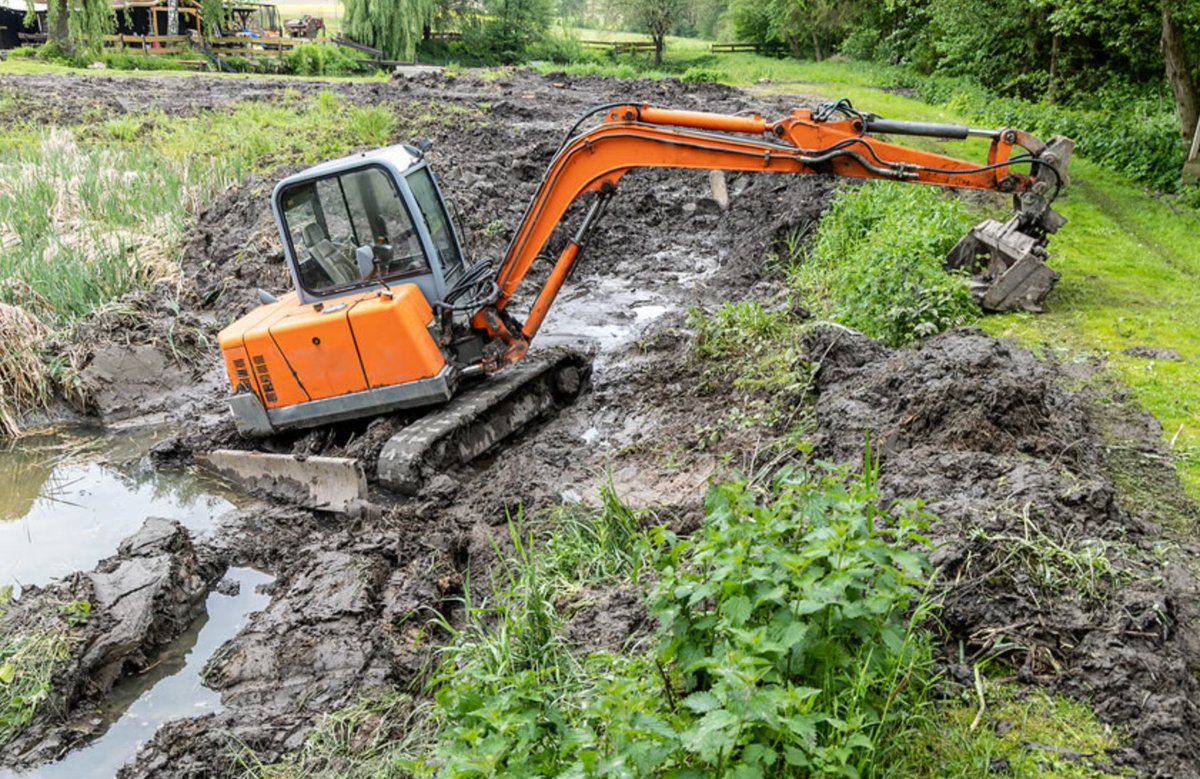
[37,0,114,59]
[200,0,228,36]
[343,0,436,61]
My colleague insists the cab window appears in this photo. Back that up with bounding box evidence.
[407,167,465,284]
[280,166,428,295]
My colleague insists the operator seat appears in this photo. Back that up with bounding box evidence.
[301,222,358,287]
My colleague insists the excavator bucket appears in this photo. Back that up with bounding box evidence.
[945,136,1075,313]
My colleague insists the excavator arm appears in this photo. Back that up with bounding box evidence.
[468,101,1073,365]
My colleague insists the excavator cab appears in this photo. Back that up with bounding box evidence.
[275,146,466,307]
[218,145,470,436]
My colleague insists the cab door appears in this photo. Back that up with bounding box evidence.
[406,165,467,289]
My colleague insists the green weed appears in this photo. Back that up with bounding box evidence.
[895,683,1128,778]
[235,691,434,778]
[0,596,87,746]
[688,301,813,431]
[645,465,938,776]
[790,180,979,347]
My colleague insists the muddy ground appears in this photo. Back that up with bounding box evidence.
[1,69,1198,778]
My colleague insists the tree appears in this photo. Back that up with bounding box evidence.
[462,0,554,63]
[610,0,690,65]
[37,0,114,59]
[342,0,437,61]
[199,0,228,36]
[1160,0,1199,147]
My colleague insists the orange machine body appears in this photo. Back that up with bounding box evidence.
[219,283,450,433]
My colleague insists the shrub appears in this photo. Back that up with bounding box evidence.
[284,44,368,77]
[681,66,723,84]
[791,181,978,346]
[527,31,585,64]
[647,466,936,776]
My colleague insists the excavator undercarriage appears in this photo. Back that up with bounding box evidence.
[204,99,1074,507]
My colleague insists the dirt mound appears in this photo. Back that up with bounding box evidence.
[178,171,297,325]
[807,326,1200,777]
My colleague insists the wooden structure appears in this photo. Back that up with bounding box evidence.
[710,41,788,55]
[580,39,655,55]
[1186,116,1200,183]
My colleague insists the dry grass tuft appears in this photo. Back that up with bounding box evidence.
[0,304,50,437]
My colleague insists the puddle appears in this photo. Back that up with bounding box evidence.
[0,568,273,779]
[535,278,674,370]
[0,428,238,590]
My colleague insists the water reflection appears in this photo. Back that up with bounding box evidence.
[0,428,238,590]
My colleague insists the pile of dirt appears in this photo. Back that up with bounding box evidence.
[806,325,1200,777]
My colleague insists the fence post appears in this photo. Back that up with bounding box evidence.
[1185,115,1200,183]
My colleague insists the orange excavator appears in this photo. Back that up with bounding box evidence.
[211,99,1072,501]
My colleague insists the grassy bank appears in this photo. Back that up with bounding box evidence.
[0,89,394,434]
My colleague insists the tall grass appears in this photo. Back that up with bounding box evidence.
[0,128,218,320]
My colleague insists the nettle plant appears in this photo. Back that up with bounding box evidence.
[426,463,938,779]
[647,466,937,777]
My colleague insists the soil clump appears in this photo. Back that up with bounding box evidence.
[807,325,1200,778]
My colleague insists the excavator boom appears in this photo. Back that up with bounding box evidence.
[468,101,1071,364]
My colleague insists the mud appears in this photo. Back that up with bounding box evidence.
[807,326,1200,778]
[2,66,1197,778]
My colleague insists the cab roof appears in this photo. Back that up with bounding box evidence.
[276,145,422,192]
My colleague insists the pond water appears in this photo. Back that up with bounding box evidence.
[0,427,238,591]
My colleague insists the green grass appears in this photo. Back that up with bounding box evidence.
[790,180,979,347]
[899,684,1128,778]
[0,589,89,746]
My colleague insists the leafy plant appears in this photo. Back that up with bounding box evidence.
[790,180,978,346]
[646,465,937,777]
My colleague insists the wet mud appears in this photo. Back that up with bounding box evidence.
[807,326,1200,778]
[0,68,1196,777]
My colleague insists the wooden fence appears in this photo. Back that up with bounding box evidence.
[710,41,788,55]
[16,31,303,58]
[580,39,656,55]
